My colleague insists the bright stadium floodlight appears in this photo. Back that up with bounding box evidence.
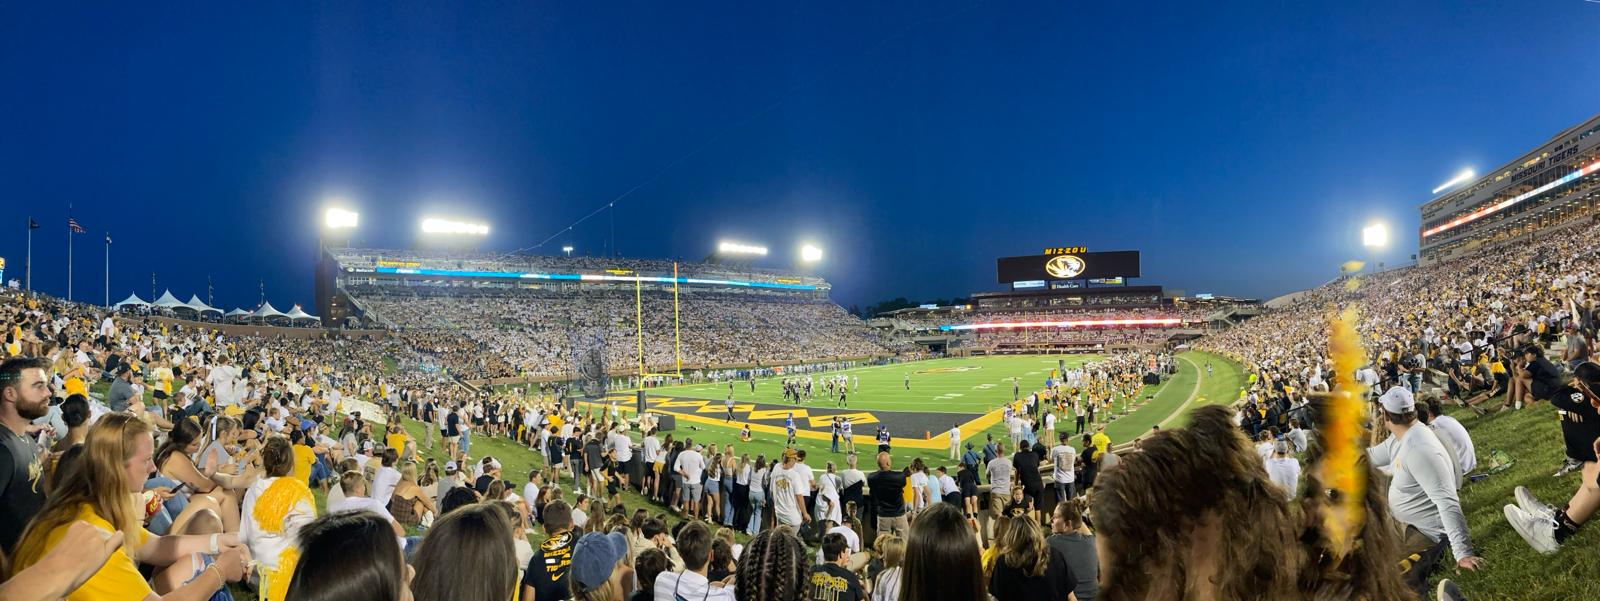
[420,217,489,235]
[800,244,823,262]
[1362,222,1389,248]
[1431,169,1475,195]
[717,241,768,256]
[324,207,359,229]
[562,245,574,257]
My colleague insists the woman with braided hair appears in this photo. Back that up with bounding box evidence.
[735,527,809,601]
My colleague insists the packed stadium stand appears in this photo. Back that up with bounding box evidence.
[319,248,891,378]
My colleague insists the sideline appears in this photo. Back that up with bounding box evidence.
[1156,354,1207,429]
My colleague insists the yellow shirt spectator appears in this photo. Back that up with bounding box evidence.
[291,444,316,483]
[13,504,153,601]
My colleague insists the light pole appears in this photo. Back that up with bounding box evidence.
[1362,222,1389,274]
[563,245,574,257]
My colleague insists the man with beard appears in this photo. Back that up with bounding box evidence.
[0,357,51,553]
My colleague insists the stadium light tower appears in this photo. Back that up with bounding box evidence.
[716,241,768,256]
[800,243,823,263]
[1361,223,1389,248]
[1431,169,1476,195]
[324,207,359,229]
[420,217,489,235]
[562,245,574,257]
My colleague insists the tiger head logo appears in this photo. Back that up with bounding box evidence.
[1044,255,1086,279]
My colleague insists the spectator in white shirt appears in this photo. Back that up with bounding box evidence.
[1263,440,1300,495]
[328,470,407,539]
[371,447,402,508]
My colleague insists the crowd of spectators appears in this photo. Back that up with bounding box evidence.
[356,287,892,378]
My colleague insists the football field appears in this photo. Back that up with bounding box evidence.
[658,354,1104,415]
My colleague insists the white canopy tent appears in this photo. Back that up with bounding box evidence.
[113,293,149,309]
[250,302,288,321]
[185,295,223,314]
[284,305,319,322]
[152,290,188,310]
[225,308,251,318]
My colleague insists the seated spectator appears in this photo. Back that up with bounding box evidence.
[652,521,735,600]
[568,531,635,601]
[631,548,671,601]
[9,414,250,600]
[989,514,1076,601]
[735,528,809,601]
[902,503,985,601]
[241,435,318,601]
[285,511,412,601]
[410,503,519,601]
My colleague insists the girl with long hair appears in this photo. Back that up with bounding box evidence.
[8,413,251,600]
[989,514,1076,601]
[901,503,985,601]
[285,511,413,601]
[155,416,242,532]
[410,502,519,601]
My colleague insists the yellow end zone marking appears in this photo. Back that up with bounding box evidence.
[695,403,755,414]
[748,409,807,420]
[807,413,878,427]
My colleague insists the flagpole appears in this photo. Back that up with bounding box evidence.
[104,233,110,307]
[25,220,31,292]
[67,221,73,302]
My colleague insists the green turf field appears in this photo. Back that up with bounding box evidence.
[654,354,1106,415]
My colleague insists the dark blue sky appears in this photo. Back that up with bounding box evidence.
[3,2,1597,311]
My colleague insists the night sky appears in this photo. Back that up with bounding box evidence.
[2,2,1597,312]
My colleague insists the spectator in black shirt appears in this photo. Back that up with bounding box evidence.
[809,532,868,601]
[1505,362,1600,555]
[0,357,51,553]
[866,452,909,537]
[523,500,577,601]
[956,461,981,519]
[1013,443,1044,522]
[989,514,1076,601]
[1506,344,1566,411]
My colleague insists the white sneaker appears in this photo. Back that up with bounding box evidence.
[1504,504,1559,555]
[1436,579,1464,601]
[1514,486,1555,521]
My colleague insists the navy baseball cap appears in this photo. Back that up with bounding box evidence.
[570,532,629,591]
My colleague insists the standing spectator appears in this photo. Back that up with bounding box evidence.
[902,503,985,601]
[988,514,1077,601]
[984,441,1013,542]
[1046,499,1098,601]
[1264,440,1300,495]
[674,443,707,520]
[1012,442,1044,523]
[1049,433,1077,502]
[772,449,810,529]
[866,452,908,536]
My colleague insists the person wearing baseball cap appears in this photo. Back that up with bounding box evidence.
[1368,385,1483,596]
[567,532,634,601]
[1505,361,1600,555]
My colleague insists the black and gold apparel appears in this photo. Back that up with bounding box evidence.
[522,530,576,601]
[808,563,865,601]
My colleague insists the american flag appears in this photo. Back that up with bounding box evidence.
[68,218,85,234]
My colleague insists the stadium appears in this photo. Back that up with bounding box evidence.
[3,6,1600,601]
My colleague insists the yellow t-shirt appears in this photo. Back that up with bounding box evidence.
[18,504,153,601]
[1091,432,1111,456]
[291,444,316,483]
[386,432,409,454]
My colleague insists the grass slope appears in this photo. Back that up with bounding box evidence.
[1438,401,1600,600]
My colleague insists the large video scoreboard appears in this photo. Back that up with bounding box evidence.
[996,248,1140,284]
